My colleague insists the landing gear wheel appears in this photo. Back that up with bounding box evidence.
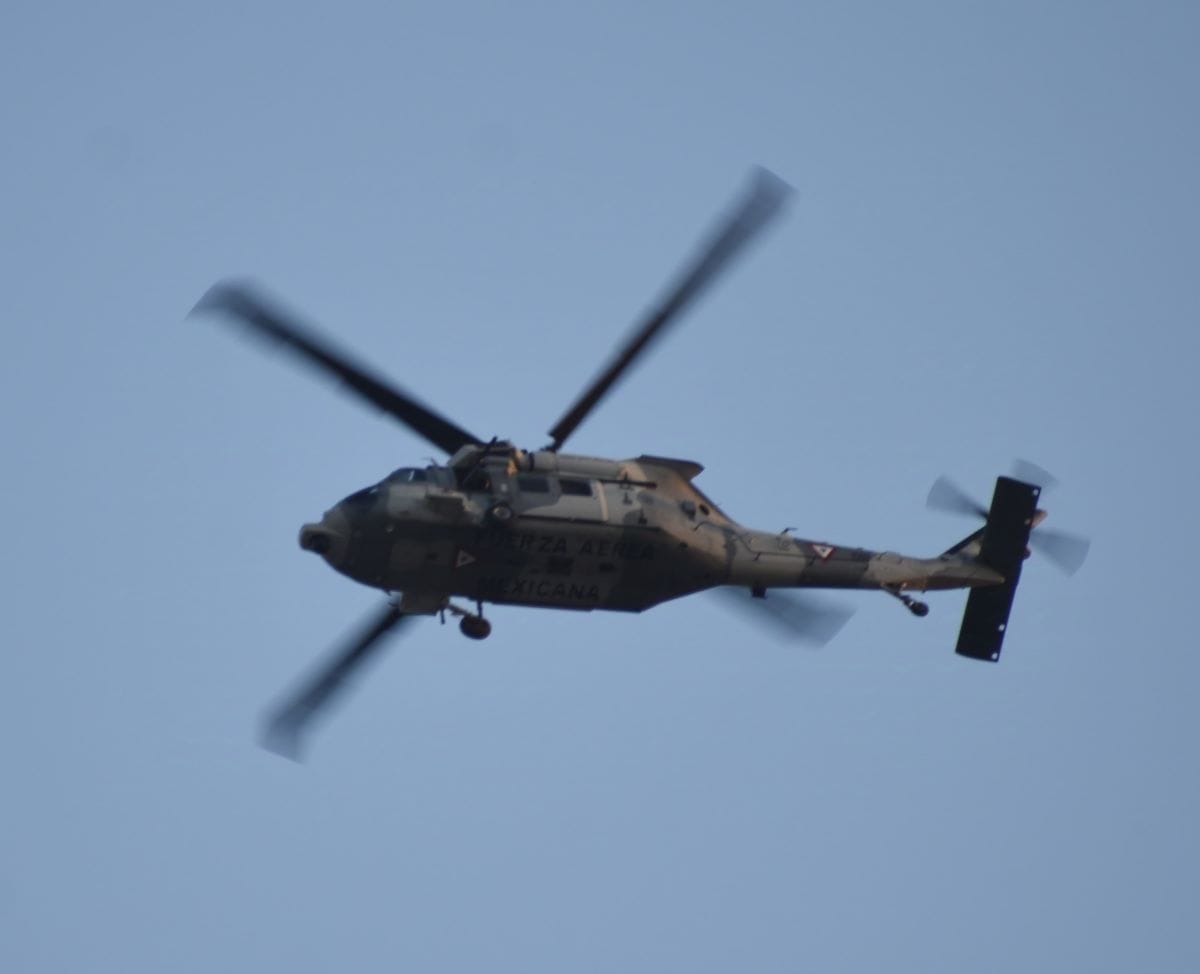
[488,502,513,523]
[459,615,492,640]
[909,600,929,618]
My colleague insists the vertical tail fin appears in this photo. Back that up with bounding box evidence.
[956,476,1041,662]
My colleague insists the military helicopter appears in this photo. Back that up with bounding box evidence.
[195,168,1088,759]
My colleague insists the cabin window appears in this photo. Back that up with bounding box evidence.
[517,475,551,493]
[560,478,592,497]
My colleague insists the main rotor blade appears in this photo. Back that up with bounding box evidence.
[714,587,854,646]
[545,167,792,451]
[261,602,408,761]
[1030,528,1091,576]
[193,281,481,455]
[926,476,988,520]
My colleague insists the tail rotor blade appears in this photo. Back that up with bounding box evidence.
[930,462,1088,575]
[1030,528,1091,576]
[1011,459,1059,492]
[926,476,988,520]
[714,587,854,646]
[261,602,408,761]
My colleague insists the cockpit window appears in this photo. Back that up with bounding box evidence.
[343,485,381,509]
[388,467,428,483]
[560,478,592,497]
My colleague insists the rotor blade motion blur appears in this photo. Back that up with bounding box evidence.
[193,282,480,455]
[926,476,988,520]
[261,603,408,760]
[545,167,792,451]
[714,586,854,646]
[1011,458,1059,492]
[1030,527,1091,576]
[927,465,1091,576]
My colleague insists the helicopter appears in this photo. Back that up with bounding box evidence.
[194,168,1089,759]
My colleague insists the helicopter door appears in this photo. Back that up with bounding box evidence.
[515,475,604,523]
[460,458,515,511]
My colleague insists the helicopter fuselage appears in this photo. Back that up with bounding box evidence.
[299,446,1002,616]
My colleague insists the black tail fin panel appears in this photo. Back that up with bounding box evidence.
[956,477,1040,662]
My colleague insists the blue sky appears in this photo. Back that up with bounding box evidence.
[3,2,1198,971]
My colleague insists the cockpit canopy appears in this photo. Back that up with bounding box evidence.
[387,467,429,483]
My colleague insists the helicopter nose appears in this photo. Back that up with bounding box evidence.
[299,506,352,565]
[299,524,334,554]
